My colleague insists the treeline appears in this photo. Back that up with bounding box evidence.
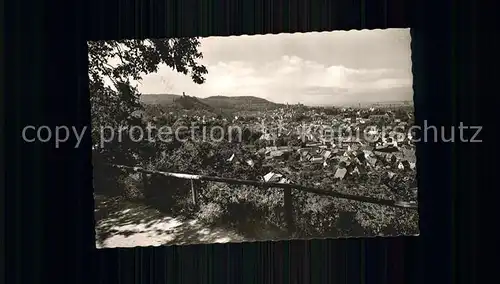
[141,94,285,115]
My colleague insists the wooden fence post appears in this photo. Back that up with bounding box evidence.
[191,179,198,205]
[283,188,296,235]
[142,172,149,192]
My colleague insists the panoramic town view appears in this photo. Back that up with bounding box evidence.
[90,29,418,248]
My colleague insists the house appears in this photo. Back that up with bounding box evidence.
[338,156,351,167]
[374,144,399,153]
[299,149,309,156]
[259,133,277,144]
[227,153,236,162]
[365,130,379,142]
[300,151,312,162]
[351,166,360,175]
[306,142,322,147]
[320,138,332,146]
[366,156,379,168]
[385,171,397,180]
[246,159,255,167]
[310,156,323,164]
[356,165,368,174]
[263,172,282,183]
[351,165,367,175]
[280,167,293,176]
[384,154,398,165]
[264,150,272,159]
[271,150,285,158]
[397,162,405,170]
[334,168,348,180]
[346,162,357,173]
[353,157,363,166]
[407,132,414,143]
[263,149,286,160]
[354,151,366,162]
[266,146,278,151]
[362,150,374,159]
[339,137,362,144]
[257,148,267,155]
[322,150,332,160]
[369,114,389,121]
[298,146,316,152]
[277,146,291,151]
[339,156,350,163]
[279,178,291,184]
[399,160,411,170]
[262,172,289,184]
[131,110,146,119]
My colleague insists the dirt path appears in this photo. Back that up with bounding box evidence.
[94,195,245,248]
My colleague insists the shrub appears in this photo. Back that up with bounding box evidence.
[196,202,224,225]
[290,191,370,237]
[355,203,396,235]
[198,183,284,234]
[192,180,419,239]
[292,192,340,236]
[120,173,145,200]
[143,174,193,213]
[92,157,129,197]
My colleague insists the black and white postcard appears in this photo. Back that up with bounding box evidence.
[90,28,419,248]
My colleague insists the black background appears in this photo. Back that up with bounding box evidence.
[4,0,482,283]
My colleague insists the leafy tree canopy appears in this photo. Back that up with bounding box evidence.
[88,38,208,164]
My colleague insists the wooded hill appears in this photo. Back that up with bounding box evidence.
[141,93,284,114]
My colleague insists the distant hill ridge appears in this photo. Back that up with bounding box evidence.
[140,93,283,112]
[140,93,180,105]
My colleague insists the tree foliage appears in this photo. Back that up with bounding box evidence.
[90,38,209,203]
[89,38,208,165]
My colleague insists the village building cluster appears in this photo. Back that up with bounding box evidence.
[138,101,417,197]
[223,105,417,194]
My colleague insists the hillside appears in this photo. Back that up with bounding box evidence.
[202,96,283,112]
[140,94,282,113]
[176,95,214,111]
[141,94,213,111]
[140,94,180,105]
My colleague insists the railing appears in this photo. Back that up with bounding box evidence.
[107,163,418,234]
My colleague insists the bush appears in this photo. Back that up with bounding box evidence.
[291,191,370,237]
[292,192,340,236]
[121,173,145,200]
[197,183,285,235]
[143,174,193,213]
[191,180,418,239]
[92,155,130,197]
[196,202,224,225]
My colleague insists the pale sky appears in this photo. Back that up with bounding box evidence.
[136,28,413,106]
